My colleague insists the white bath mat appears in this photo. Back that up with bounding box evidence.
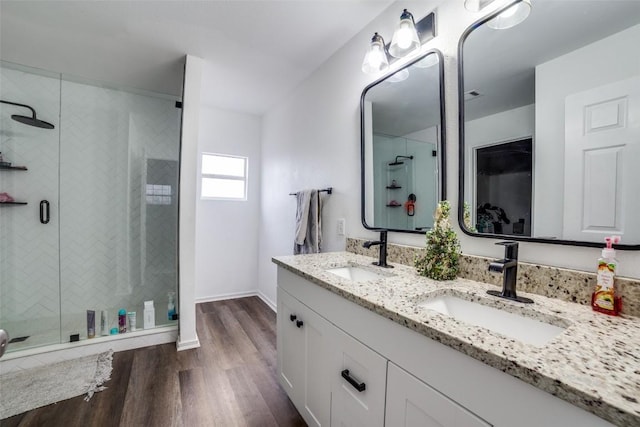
[0,349,113,419]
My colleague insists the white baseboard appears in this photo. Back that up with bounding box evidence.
[176,335,201,351]
[257,291,277,312]
[194,290,276,312]
[195,290,258,304]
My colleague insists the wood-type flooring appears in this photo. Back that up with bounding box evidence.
[2,297,306,427]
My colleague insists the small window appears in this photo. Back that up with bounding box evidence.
[201,153,248,200]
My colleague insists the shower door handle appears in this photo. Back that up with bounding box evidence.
[40,200,50,224]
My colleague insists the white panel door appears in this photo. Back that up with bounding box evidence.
[563,76,640,242]
[385,363,491,427]
[330,327,387,427]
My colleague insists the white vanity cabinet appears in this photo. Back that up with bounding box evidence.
[276,266,614,427]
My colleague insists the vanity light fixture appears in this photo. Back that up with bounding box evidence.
[464,0,497,12]
[362,32,390,74]
[487,0,531,30]
[361,11,436,75]
[389,9,421,58]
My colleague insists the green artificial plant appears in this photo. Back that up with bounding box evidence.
[415,200,461,280]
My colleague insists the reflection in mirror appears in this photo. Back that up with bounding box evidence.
[459,0,640,247]
[361,51,445,233]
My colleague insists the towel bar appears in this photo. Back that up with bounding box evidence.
[289,187,332,196]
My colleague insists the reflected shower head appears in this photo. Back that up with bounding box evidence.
[389,155,414,166]
[1,99,55,130]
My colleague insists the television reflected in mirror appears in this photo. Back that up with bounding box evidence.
[361,50,445,233]
[459,0,640,248]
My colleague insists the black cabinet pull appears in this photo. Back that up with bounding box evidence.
[290,314,297,322]
[296,320,304,328]
[341,369,366,392]
[40,200,50,224]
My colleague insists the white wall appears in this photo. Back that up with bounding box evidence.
[535,23,640,240]
[257,0,639,307]
[195,104,261,302]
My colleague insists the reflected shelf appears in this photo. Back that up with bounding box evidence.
[0,165,28,171]
[0,201,28,206]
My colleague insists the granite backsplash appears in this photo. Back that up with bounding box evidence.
[346,237,640,318]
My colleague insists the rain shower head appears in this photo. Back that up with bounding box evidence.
[389,155,414,166]
[1,99,55,130]
[10,114,55,129]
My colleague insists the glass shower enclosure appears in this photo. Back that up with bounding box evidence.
[0,61,181,353]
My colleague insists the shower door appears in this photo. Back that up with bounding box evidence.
[0,63,62,353]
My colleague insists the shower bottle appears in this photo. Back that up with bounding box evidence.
[168,292,176,320]
[118,309,127,333]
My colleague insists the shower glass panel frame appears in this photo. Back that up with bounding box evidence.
[0,61,181,353]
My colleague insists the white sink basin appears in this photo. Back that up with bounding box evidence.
[420,294,567,347]
[326,266,390,282]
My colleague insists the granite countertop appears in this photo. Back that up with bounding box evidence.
[272,251,640,427]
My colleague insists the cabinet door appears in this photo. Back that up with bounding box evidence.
[277,287,332,427]
[277,288,304,399]
[330,328,387,427]
[386,362,491,427]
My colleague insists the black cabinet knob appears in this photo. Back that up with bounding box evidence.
[296,320,304,328]
[290,314,297,322]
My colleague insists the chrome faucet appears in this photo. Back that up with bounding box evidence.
[363,230,393,268]
[487,241,533,303]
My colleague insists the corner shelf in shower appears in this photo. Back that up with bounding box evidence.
[386,185,402,189]
[0,201,28,206]
[0,165,28,171]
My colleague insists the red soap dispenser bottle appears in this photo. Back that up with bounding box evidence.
[591,236,622,316]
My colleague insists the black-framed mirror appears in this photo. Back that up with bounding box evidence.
[361,49,446,233]
[458,0,640,249]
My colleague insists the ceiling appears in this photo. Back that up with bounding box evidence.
[0,0,395,115]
